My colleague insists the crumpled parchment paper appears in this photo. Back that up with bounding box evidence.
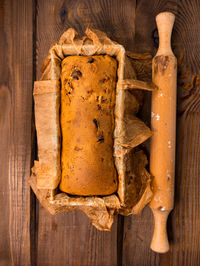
[30,28,153,231]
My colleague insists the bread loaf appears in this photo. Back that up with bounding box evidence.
[60,55,118,196]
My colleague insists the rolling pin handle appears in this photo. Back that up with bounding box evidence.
[150,209,170,253]
[155,12,175,56]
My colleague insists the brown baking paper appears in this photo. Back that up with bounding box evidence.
[30,28,154,231]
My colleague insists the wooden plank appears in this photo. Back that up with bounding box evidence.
[123,207,160,265]
[0,2,12,265]
[1,0,199,264]
[0,0,33,265]
[30,1,38,265]
[35,0,137,265]
[122,0,200,265]
[122,1,171,265]
[37,208,118,266]
[170,1,200,264]
[37,0,136,71]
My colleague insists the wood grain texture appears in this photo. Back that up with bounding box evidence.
[37,208,118,266]
[171,1,200,264]
[123,0,200,265]
[0,2,12,265]
[36,1,127,265]
[37,0,136,73]
[0,0,200,265]
[0,0,33,265]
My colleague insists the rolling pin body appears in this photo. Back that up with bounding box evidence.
[150,12,177,253]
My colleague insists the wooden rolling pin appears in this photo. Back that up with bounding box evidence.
[149,12,177,253]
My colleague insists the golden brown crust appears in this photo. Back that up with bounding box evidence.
[60,55,118,196]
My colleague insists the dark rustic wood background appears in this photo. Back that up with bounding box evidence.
[1,0,200,265]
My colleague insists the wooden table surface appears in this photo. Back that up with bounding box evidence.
[0,0,200,265]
